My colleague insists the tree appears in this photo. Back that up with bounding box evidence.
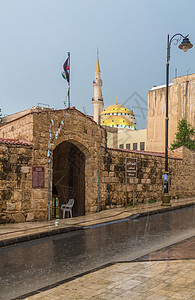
[170,119,195,150]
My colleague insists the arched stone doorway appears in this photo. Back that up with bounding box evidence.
[52,141,85,218]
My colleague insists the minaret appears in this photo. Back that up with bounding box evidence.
[92,48,104,124]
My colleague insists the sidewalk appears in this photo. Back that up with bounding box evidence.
[19,236,195,300]
[0,197,194,247]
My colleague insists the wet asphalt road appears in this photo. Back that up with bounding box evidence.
[0,206,194,299]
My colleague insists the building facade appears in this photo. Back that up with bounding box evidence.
[147,73,195,152]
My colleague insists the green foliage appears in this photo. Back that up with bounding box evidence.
[148,199,156,204]
[171,119,195,150]
[127,202,133,207]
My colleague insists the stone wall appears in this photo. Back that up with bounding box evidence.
[98,147,195,210]
[0,107,194,223]
[0,108,107,222]
[0,113,34,142]
[0,141,33,223]
[31,108,106,215]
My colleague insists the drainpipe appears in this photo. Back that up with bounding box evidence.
[48,159,51,221]
[97,146,101,213]
[48,144,54,222]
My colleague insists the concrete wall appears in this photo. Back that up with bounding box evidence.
[117,129,147,150]
[105,127,118,148]
[147,74,195,152]
[106,127,147,150]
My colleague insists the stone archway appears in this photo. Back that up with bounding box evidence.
[52,141,86,218]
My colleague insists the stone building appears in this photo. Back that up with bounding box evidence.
[0,108,106,222]
[147,73,195,152]
[0,105,194,223]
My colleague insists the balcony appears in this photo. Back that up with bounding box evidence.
[93,79,103,85]
[92,98,103,102]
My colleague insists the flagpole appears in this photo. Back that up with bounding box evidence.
[68,51,70,108]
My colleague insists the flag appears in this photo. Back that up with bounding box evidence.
[61,57,69,83]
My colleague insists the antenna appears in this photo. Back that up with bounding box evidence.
[187,69,191,76]
[175,68,177,78]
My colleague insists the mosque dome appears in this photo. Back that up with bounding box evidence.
[102,115,135,129]
[101,99,135,129]
[101,104,134,115]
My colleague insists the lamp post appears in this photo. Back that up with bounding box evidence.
[162,33,193,206]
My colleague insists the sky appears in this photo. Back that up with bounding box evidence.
[0,0,194,129]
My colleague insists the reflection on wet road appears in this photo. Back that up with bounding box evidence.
[0,206,194,299]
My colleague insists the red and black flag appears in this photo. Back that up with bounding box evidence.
[61,57,69,83]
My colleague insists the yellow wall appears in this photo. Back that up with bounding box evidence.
[107,128,147,150]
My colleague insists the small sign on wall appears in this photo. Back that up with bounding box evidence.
[125,157,137,178]
[32,167,45,188]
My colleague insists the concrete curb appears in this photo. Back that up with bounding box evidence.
[0,226,82,248]
[0,202,194,248]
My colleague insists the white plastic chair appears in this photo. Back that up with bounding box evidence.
[61,199,74,218]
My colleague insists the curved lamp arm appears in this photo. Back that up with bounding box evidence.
[167,33,193,62]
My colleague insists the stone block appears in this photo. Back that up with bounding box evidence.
[137,184,142,191]
[1,201,7,210]
[9,155,18,164]
[14,190,22,201]
[12,212,25,223]
[26,213,34,221]
[38,200,47,209]
[33,189,47,200]
[30,200,38,209]
[34,211,47,221]
[109,172,115,177]
[7,202,16,211]
[111,177,119,183]
[146,179,151,184]
[15,201,22,211]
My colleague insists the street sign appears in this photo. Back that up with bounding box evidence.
[125,157,137,178]
[32,166,45,188]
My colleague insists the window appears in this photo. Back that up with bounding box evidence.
[133,143,137,150]
[126,144,130,150]
[119,144,124,149]
[140,142,145,151]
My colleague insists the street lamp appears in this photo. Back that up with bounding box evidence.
[162,33,193,206]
